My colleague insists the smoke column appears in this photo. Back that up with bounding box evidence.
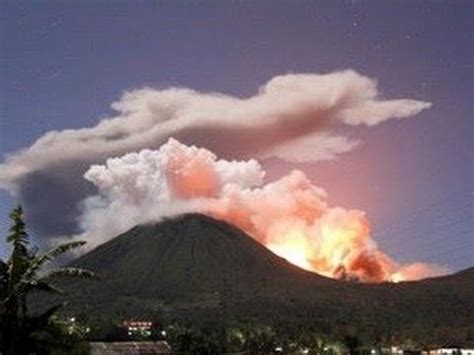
[76,139,447,282]
[0,70,431,242]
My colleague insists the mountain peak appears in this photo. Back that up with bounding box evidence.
[40,213,473,330]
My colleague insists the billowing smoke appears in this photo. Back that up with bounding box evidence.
[0,70,431,241]
[0,69,442,281]
[74,139,447,282]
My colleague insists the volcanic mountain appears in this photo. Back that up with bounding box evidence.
[40,214,474,336]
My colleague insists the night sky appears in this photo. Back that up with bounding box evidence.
[0,1,472,272]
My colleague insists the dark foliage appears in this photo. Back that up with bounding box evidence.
[0,205,94,354]
[34,213,474,347]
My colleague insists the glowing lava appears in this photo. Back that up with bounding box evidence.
[390,273,403,283]
[267,229,314,271]
[82,139,448,283]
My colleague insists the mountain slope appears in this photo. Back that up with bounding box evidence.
[39,214,474,335]
[68,213,334,297]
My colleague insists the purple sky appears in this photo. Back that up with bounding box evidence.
[0,1,472,271]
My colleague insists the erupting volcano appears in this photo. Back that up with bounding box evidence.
[76,139,445,283]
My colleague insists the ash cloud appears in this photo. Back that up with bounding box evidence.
[0,70,431,242]
[72,139,446,282]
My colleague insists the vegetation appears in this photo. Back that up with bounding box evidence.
[12,212,474,352]
[164,322,340,355]
[46,213,474,348]
[0,205,95,355]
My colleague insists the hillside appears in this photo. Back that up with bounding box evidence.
[37,214,474,340]
[58,214,343,320]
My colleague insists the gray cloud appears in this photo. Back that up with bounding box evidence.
[0,70,431,242]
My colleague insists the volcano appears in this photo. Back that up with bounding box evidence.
[41,214,474,334]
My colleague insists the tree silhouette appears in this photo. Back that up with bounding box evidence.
[0,205,95,354]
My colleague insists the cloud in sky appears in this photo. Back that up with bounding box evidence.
[261,133,360,163]
[0,69,431,239]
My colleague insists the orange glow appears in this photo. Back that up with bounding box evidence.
[390,273,403,283]
[83,139,446,283]
[163,141,446,283]
[210,201,399,282]
[267,229,313,271]
[260,219,395,282]
[165,149,219,198]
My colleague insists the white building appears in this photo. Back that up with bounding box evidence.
[123,320,153,337]
[424,348,474,355]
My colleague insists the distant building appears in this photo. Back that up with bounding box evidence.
[373,347,474,355]
[123,320,153,337]
[390,346,404,355]
[424,349,474,355]
[89,341,171,354]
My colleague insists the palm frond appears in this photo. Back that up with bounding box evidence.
[27,280,64,295]
[41,267,96,280]
[23,241,86,280]
[36,240,86,266]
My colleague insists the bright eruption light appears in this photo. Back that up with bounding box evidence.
[79,139,447,283]
[267,229,314,271]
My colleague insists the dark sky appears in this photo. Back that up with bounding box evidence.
[0,1,472,271]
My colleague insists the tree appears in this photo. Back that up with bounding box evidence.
[0,205,95,355]
[165,324,220,354]
[243,324,277,354]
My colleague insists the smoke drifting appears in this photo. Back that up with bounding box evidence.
[0,69,439,281]
[0,70,430,239]
[75,139,446,282]
[1,70,431,184]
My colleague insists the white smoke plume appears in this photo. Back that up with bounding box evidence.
[0,69,431,250]
[73,139,447,282]
[77,139,264,243]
